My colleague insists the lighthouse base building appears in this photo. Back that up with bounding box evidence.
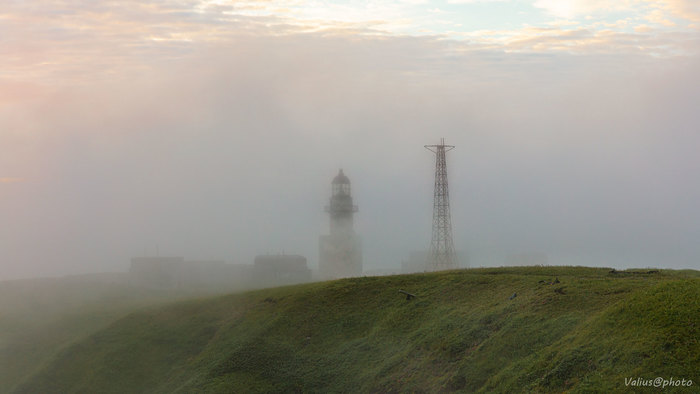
[319,234,362,279]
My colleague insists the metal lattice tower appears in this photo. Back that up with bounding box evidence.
[425,138,457,271]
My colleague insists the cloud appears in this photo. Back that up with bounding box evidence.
[0,177,24,183]
[3,27,700,280]
[0,0,696,90]
[532,0,634,18]
[646,9,676,26]
[1,1,700,279]
[446,0,509,3]
[459,24,697,56]
[658,0,700,22]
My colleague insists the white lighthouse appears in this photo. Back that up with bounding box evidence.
[319,169,362,279]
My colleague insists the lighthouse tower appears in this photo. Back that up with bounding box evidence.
[319,169,362,279]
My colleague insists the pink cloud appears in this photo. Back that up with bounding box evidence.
[0,177,24,183]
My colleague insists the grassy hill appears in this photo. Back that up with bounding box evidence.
[0,275,204,393]
[13,267,700,393]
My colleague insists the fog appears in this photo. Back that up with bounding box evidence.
[2,26,700,280]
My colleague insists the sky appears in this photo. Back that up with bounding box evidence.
[1,0,700,280]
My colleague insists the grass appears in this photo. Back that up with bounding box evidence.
[0,278,202,393]
[10,266,700,393]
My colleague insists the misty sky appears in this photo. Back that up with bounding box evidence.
[2,0,700,280]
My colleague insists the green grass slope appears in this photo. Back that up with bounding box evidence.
[14,267,700,393]
[0,277,201,393]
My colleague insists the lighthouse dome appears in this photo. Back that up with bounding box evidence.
[332,169,350,184]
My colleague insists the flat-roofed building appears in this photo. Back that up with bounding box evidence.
[253,254,312,287]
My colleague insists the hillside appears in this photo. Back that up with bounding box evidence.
[13,267,700,393]
[0,275,204,393]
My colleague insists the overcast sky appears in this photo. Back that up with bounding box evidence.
[1,0,700,280]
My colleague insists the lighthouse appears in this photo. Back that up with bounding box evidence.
[319,169,363,279]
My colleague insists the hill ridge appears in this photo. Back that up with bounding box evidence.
[14,266,700,393]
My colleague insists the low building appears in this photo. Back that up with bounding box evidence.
[129,257,252,291]
[253,254,312,287]
[129,257,185,288]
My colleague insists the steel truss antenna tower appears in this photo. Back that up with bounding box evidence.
[425,138,457,271]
